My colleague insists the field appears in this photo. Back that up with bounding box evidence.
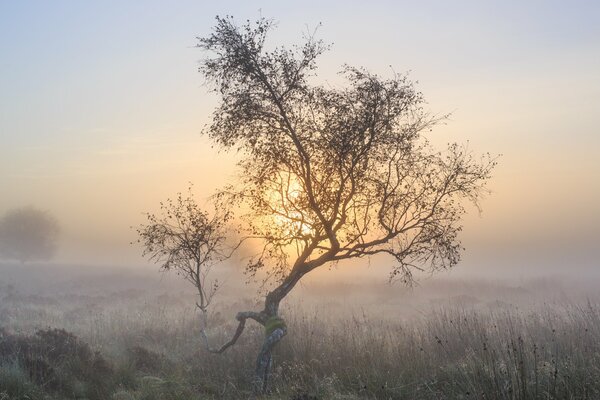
[1,263,599,400]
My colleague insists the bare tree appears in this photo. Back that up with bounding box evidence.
[134,187,237,349]
[138,16,496,392]
[0,206,60,263]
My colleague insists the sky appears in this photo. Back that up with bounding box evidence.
[1,1,599,279]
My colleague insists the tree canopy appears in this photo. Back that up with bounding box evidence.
[136,188,233,312]
[197,17,496,313]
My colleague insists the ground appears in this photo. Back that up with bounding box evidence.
[1,262,599,399]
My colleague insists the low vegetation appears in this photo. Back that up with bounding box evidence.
[1,265,599,399]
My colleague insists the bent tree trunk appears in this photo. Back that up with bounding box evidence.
[203,312,287,393]
[255,316,287,392]
[251,268,310,389]
[201,276,300,392]
[253,266,322,391]
[198,305,288,393]
[202,269,311,392]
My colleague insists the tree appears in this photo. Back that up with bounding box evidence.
[134,187,238,349]
[138,16,496,392]
[0,206,60,263]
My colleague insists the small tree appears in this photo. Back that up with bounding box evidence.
[135,188,237,348]
[138,16,496,392]
[0,206,60,263]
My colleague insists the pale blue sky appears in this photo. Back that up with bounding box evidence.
[1,1,599,276]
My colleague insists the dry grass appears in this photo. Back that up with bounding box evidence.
[1,263,599,399]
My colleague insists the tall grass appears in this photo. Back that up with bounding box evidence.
[1,269,599,399]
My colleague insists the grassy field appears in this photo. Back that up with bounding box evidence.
[1,263,599,399]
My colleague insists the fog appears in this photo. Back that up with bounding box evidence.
[1,3,599,282]
[0,4,599,352]
[2,258,599,315]
[3,3,600,399]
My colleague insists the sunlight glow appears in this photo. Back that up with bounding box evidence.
[268,173,314,241]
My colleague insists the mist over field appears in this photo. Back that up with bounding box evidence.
[1,1,600,399]
[2,261,600,399]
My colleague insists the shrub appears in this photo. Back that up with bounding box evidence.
[0,327,115,399]
[0,360,43,400]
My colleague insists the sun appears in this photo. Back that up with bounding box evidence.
[263,171,315,241]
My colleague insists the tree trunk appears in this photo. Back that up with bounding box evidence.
[255,325,286,393]
[205,270,307,393]
[252,270,304,392]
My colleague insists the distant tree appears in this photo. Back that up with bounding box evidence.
[138,16,496,392]
[0,206,60,263]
